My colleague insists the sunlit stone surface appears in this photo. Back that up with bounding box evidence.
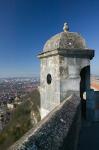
[38,23,94,119]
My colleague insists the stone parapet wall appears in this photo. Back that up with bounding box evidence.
[9,94,81,150]
[87,89,99,121]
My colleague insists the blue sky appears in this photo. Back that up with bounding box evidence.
[0,0,99,77]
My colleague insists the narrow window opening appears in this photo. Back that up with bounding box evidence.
[47,74,52,84]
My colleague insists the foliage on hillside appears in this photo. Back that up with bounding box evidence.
[0,89,40,150]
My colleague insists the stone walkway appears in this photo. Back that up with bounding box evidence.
[78,120,99,150]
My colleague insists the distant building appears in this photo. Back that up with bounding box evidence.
[7,103,14,110]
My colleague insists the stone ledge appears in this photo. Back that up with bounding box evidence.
[38,48,94,60]
[9,94,81,150]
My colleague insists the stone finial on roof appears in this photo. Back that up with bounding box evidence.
[63,22,69,32]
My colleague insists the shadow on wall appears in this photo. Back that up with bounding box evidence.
[86,89,99,121]
[80,65,90,119]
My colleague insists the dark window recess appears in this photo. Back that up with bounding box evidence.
[80,65,90,119]
[47,74,52,84]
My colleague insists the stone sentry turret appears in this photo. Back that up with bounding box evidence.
[38,23,94,119]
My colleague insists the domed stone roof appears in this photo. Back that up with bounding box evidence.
[43,23,87,52]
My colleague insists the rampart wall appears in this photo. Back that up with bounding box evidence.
[9,94,81,150]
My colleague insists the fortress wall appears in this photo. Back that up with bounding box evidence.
[87,89,99,121]
[9,94,81,150]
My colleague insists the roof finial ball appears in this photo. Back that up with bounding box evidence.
[63,22,69,32]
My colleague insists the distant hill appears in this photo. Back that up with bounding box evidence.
[0,89,40,150]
